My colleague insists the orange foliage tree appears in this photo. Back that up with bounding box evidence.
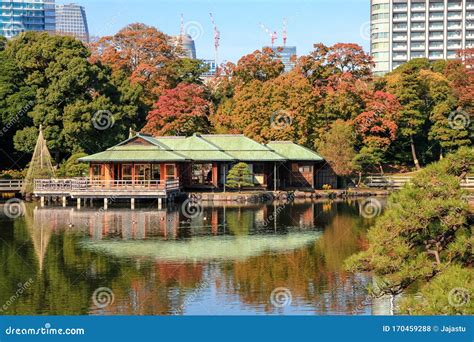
[143,83,211,136]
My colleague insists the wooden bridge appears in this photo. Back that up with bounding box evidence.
[365,176,474,189]
[0,180,23,193]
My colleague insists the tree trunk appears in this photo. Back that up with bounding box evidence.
[410,136,421,170]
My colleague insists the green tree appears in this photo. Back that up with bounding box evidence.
[4,32,143,162]
[226,163,254,191]
[58,152,88,177]
[346,147,474,314]
[315,120,356,177]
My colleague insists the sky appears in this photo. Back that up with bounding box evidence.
[57,0,371,62]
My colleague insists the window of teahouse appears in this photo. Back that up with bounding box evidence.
[152,164,161,181]
[165,164,176,180]
[134,164,151,182]
[91,164,103,180]
[122,164,133,181]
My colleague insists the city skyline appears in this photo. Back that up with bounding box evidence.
[58,0,370,62]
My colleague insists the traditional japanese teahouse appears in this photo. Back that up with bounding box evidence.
[77,133,335,191]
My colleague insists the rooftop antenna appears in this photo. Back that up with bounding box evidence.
[282,18,287,46]
[260,22,278,46]
[209,13,220,69]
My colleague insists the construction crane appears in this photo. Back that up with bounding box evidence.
[260,22,278,46]
[179,13,184,43]
[209,13,220,68]
[282,18,287,46]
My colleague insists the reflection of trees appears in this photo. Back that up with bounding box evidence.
[219,209,371,314]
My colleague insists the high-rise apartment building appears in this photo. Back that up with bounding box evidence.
[371,0,474,75]
[55,3,89,43]
[0,0,55,39]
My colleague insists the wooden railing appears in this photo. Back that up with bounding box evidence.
[34,178,181,193]
[365,176,474,189]
[0,179,23,192]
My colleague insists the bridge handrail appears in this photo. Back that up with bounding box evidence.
[34,178,181,193]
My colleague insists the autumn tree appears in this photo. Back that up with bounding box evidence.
[315,120,356,177]
[143,83,211,136]
[210,71,319,145]
[353,91,400,172]
[91,23,180,105]
[231,47,285,84]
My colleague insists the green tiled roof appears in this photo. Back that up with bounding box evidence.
[266,141,324,161]
[79,133,324,163]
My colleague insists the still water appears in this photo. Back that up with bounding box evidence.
[0,199,385,315]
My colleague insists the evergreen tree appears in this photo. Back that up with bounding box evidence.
[226,163,254,191]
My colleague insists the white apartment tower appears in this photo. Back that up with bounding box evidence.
[371,0,474,75]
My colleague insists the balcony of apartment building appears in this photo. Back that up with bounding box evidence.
[447,2,463,11]
[447,50,459,59]
[410,42,426,51]
[392,42,408,51]
[447,31,462,40]
[392,52,408,61]
[393,23,408,32]
[447,40,462,50]
[393,13,408,22]
[411,13,426,22]
[447,11,463,21]
[429,51,444,59]
[392,4,408,13]
[392,33,408,42]
[429,31,444,40]
[411,51,426,58]
[411,32,426,41]
[411,22,425,31]
[429,12,444,21]
[466,11,474,20]
[467,30,474,39]
[429,42,444,52]
[429,22,444,30]
[429,3,444,12]
[447,21,462,30]
[411,3,426,12]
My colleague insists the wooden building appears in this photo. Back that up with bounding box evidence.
[77,133,334,191]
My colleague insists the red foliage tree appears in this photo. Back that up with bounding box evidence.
[143,84,211,136]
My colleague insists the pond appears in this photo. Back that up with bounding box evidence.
[0,198,390,315]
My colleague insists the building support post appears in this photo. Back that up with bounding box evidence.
[158,197,163,210]
[77,198,81,210]
[62,196,67,207]
[274,162,277,192]
[104,198,108,210]
[40,196,45,207]
[131,198,135,210]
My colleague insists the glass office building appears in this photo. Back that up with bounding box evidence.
[55,3,89,43]
[0,0,55,38]
[371,0,474,75]
[268,46,297,72]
